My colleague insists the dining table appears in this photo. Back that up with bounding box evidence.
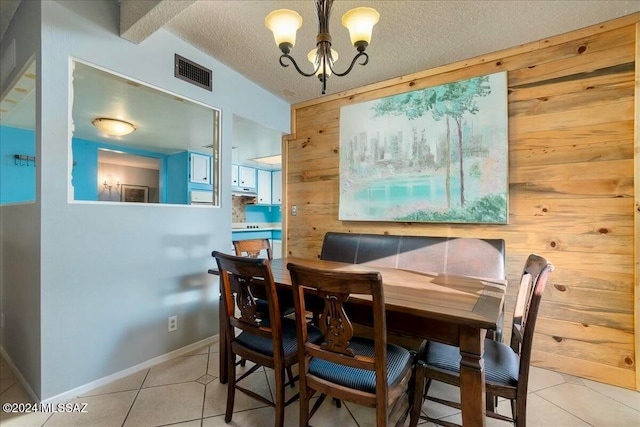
[210,256,507,427]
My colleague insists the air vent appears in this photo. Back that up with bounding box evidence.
[174,54,212,91]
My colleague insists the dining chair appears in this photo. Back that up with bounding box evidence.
[232,238,296,380]
[412,253,554,427]
[233,238,273,260]
[233,238,295,314]
[213,251,323,427]
[287,262,422,427]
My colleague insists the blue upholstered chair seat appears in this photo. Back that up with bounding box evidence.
[424,339,519,387]
[235,317,323,357]
[308,337,412,394]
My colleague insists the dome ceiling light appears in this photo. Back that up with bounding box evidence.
[92,118,136,136]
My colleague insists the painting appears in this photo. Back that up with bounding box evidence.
[339,71,508,224]
[121,184,149,203]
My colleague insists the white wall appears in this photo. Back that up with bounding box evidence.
[31,0,290,400]
[0,0,42,398]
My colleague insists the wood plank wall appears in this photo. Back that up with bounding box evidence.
[285,14,640,390]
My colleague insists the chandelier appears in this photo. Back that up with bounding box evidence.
[265,0,379,95]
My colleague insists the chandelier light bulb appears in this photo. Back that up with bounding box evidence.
[308,48,339,77]
[342,7,380,50]
[265,9,303,53]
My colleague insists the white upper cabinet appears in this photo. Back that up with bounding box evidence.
[238,166,256,188]
[272,170,282,204]
[231,164,239,186]
[190,153,211,184]
[257,169,272,204]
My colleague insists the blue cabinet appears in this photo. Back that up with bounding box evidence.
[166,151,213,204]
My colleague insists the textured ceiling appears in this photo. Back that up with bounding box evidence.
[164,1,640,104]
[1,1,639,105]
[1,0,638,155]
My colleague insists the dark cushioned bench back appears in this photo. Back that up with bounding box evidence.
[320,232,505,279]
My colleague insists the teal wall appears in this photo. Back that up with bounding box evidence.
[1,130,171,203]
[71,138,98,201]
[245,204,282,223]
[0,126,36,204]
[166,151,188,204]
[72,138,169,202]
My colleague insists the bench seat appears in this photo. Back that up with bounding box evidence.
[320,232,505,279]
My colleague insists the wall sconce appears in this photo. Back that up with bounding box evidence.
[103,174,120,192]
[92,118,136,136]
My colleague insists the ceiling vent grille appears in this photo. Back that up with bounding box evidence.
[174,54,212,91]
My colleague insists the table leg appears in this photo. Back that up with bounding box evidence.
[219,292,228,384]
[459,326,487,427]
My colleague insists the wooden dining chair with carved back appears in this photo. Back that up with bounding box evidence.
[213,251,323,427]
[233,238,273,260]
[233,239,295,314]
[411,254,554,427]
[287,262,423,427]
[232,239,296,381]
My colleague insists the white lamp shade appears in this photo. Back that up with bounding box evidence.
[92,118,136,136]
[307,48,339,76]
[341,7,379,46]
[265,9,303,48]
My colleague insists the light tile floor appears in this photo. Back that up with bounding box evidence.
[1,340,639,426]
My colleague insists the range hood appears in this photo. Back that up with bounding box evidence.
[232,187,258,197]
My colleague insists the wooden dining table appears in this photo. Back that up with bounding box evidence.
[210,256,507,427]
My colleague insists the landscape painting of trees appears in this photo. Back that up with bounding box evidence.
[339,71,508,223]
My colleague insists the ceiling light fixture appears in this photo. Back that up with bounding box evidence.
[265,0,379,95]
[92,118,136,136]
[251,154,282,165]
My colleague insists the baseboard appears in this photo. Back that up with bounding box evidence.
[1,335,219,405]
[0,346,40,403]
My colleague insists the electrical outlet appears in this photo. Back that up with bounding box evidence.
[168,315,177,332]
[291,205,297,216]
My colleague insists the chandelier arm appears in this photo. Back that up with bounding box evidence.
[329,51,369,77]
[279,53,320,77]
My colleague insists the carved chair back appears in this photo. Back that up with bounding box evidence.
[214,251,283,356]
[287,262,413,426]
[233,238,273,260]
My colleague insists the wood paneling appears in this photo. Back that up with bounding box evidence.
[287,15,639,389]
[633,22,640,391]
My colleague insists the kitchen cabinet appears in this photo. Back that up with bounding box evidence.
[166,151,212,204]
[272,240,282,259]
[271,170,282,205]
[231,165,239,186]
[238,166,256,188]
[257,169,272,204]
[190,152,211,184]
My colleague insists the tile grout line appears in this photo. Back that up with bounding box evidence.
[343,401,365,426]
[199,345,212,427]
[577,383,640,414]
[120,368,151,427]
[532,390,596,427]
